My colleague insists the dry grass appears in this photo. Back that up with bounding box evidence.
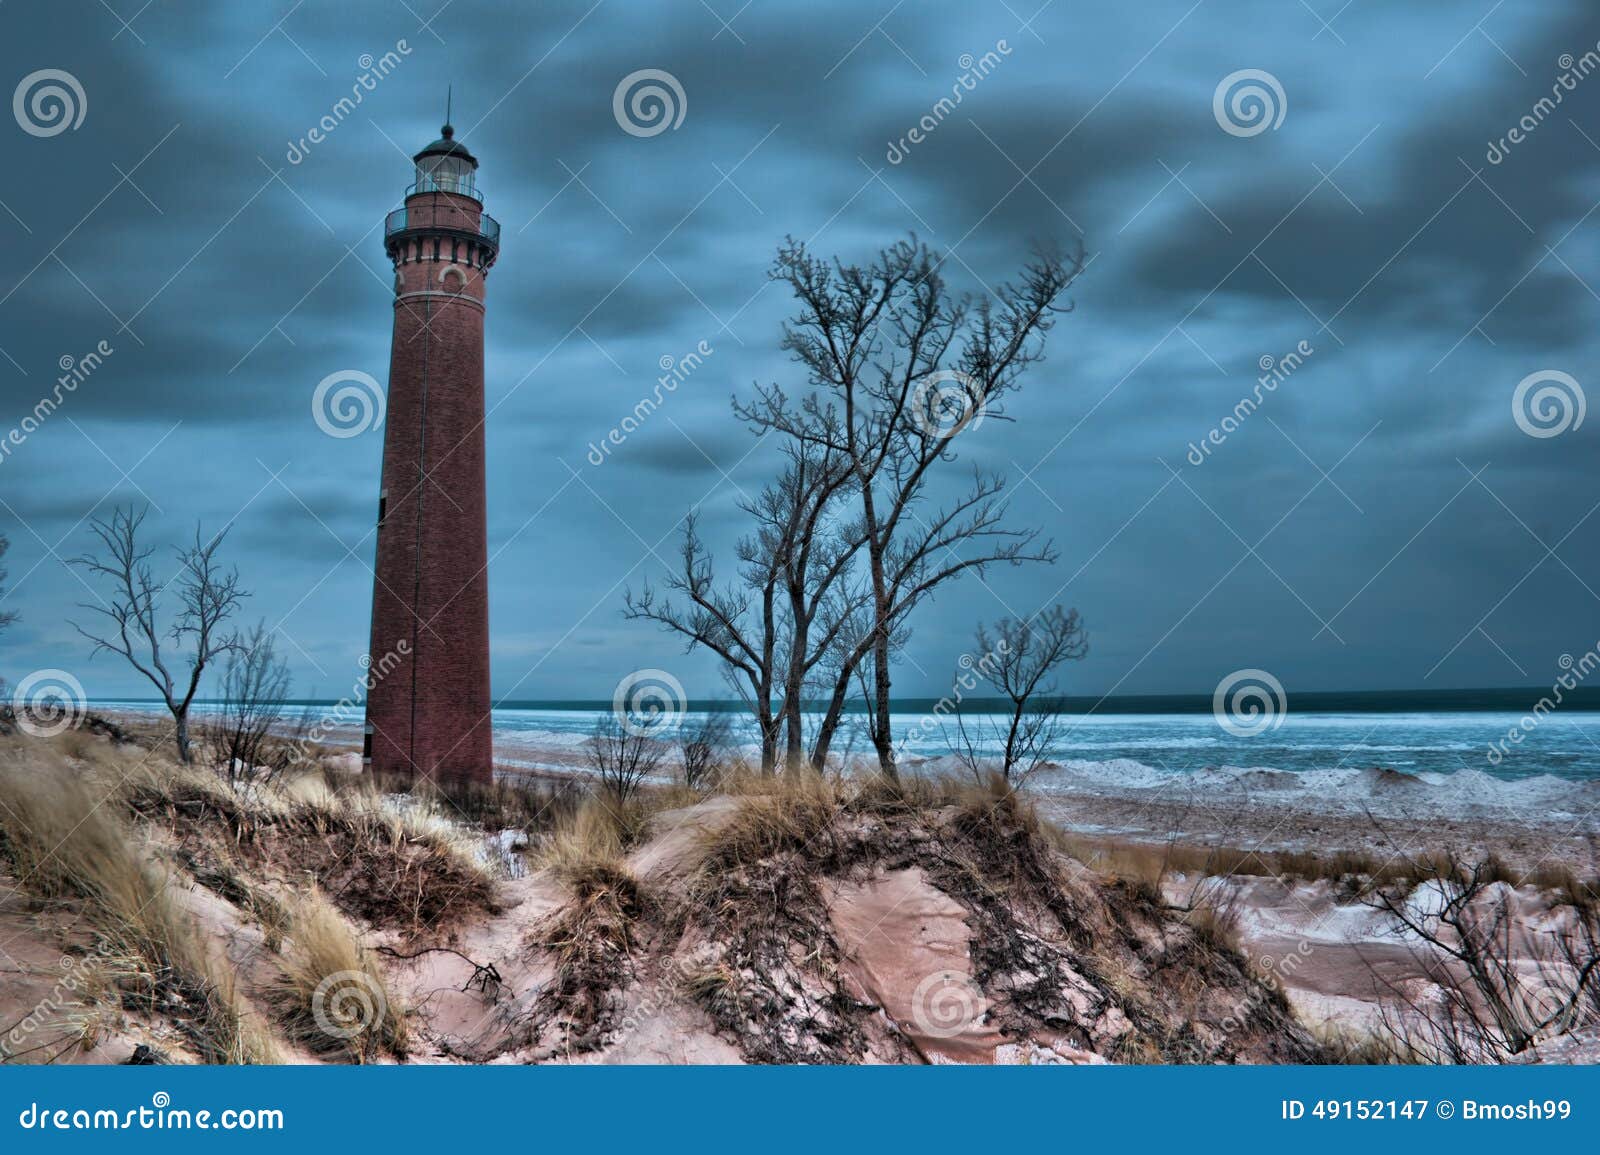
[524,805,653,1055]
[697,769,842,870]
[537,785,658,887]
[0,744,278,1063]
[267,890,406,1063]
[853,767,960,815]
[1313,1023,1414,1065]
[115,747,497,932]
[541,799,630,888]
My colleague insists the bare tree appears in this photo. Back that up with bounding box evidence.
[737,235,1083,777]
[1362,855,1600,1062]
[0,535,16,633]
[71,506,247,764]
[946,606,1087,785]
[625,514,782,770]
[0,535,16,698]
[751,444,868,770]
[586,714,666,802]
[625,445,866,772]
[679,711,732,791]
[205,620,293,784]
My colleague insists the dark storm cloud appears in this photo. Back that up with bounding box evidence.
[2,0,1598,703]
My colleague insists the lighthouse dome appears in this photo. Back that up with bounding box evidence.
[415,123,477,166]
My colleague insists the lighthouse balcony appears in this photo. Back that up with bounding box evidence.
[385,207,501,247]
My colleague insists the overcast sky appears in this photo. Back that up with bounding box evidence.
[1,0,1598,703]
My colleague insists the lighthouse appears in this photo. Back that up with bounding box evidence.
[364,120,498,783]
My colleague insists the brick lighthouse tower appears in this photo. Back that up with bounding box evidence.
[364,119,499,783]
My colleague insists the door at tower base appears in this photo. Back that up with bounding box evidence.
[363,122,498,785]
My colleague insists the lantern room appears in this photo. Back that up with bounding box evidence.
[411,124,479,201]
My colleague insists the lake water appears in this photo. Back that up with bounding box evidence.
[87,699,1600,783]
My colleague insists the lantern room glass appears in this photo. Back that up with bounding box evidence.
[415,152,476,198]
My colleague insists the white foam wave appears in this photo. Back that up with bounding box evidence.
[1025,758,1597,819]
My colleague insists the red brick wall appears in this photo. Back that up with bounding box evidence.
[365,189,494,783]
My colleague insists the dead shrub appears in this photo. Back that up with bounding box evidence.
[1363,854,1600,1063]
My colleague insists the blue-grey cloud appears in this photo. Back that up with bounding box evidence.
[2,0,1598,705]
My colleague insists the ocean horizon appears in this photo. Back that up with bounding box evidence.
[88,687,1600,784]
[85,684,1600,715]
